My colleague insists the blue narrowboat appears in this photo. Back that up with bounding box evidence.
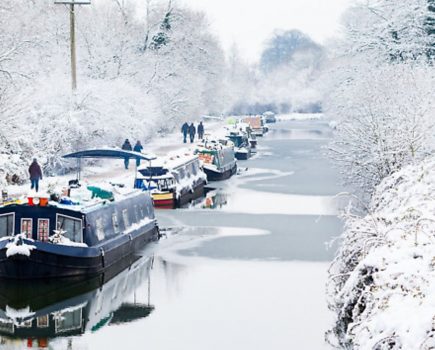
[0,149,159,279]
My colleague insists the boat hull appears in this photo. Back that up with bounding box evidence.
[0,224,158,280]
[152,181,205,209]
[235,150,251,160]
[204,164,237,181]
[177,181,205,207]
[152,192,176,209]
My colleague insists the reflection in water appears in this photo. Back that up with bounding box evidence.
[267,127,329,140]
[0,254,154,349]
[199,189,228,209]
[180,187,229,210]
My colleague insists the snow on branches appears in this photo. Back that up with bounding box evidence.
[327,62,435,194]
[325,2,435,348]
[0,0,226,185]
[323,0,435,194]
[327,156,435,349]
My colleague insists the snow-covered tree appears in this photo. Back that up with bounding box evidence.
[226,30,325,115]
[324,0,435,194]
[327,156,435,349]
[0,0,227,184]
[326,1,435,346]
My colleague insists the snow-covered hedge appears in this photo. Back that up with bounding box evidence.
[327,156,435,349]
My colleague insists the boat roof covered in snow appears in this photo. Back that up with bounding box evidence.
[63,148,157,161]
[137,153,199,178]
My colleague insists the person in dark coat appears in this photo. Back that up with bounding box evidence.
[197,121,205,140]
[121,139,132,169]
[133,141,143,166]
[189,123,196,143]
[181,122,189,143]
[28,158,43,192]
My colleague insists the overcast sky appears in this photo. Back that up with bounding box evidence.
[178,0,352,63]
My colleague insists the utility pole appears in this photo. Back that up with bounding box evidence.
[54,1,91,92]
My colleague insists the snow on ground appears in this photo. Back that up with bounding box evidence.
[327,156,435,349]
[3,119,223,199]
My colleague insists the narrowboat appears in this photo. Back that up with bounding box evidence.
[226,132,252,160]
[134,154,207,209]
[0,254,154,344]
[243,116,268,137]
[239,121,258,149]
[262,111,277,123]
[0,149,159,279]
[195,140,237,181]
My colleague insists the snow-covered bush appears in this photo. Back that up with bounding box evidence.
[327,156,435,349]
[327,62,435,193]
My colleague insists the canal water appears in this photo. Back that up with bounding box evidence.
[0,119,345,350]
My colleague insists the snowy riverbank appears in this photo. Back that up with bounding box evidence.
[327,156,435,349]
[3,114,327,197]
[1,118,224,197]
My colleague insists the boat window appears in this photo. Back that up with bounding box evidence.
[143,204,149,217]
[185,165,191,178]
[57,215,83,243]
[0,213,14,237]
[112,213,120,234]
[157,179,170,191]
[21,219,33,239]
[37,315,49,328]
[184,164,190,177]
[95,218,105,241]
[173,173,180,183]
[178,168,185,179]
[55,309,82,334]
[37,219,50,242]
[192,161,198,175]
[135,205,141,222]
[0,320,14,334]
[122,209,130,228]
[17,320,32,328]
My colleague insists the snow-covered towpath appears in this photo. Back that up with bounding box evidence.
[5,119,223,198]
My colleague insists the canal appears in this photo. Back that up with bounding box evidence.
[0,118,345,349]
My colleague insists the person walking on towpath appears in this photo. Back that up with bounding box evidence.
[121,139,132,169]
[197,121,205,140]
[28,158,43,192]
[189,123,196,143]
[133,141,143,167]
[181,122,189,143]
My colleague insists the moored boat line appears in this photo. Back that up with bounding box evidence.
[0,116,273,280]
